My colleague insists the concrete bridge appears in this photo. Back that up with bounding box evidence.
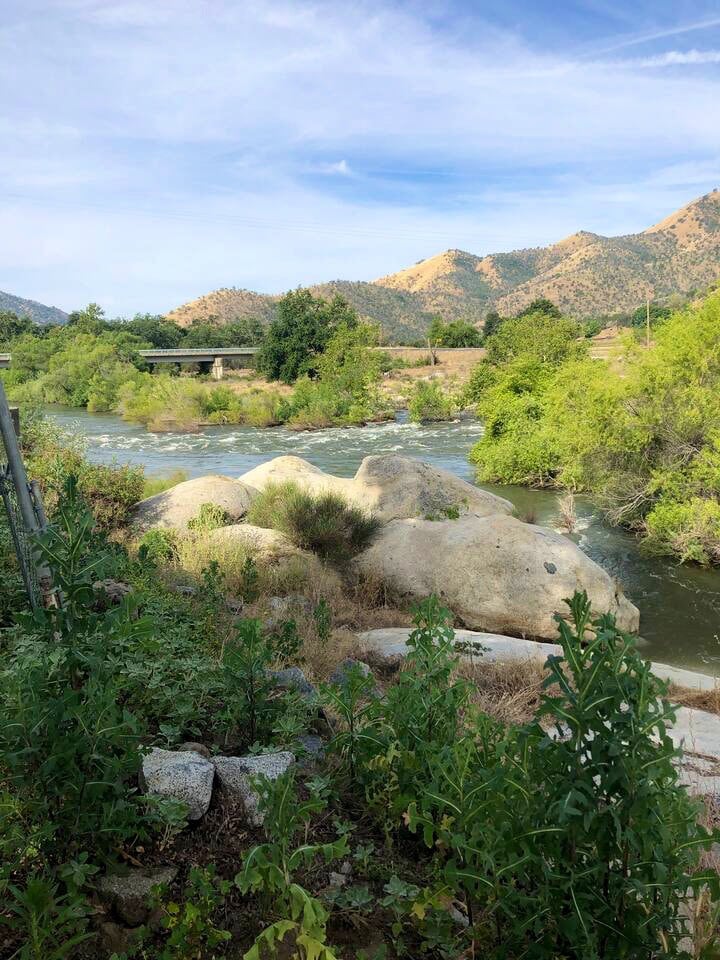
[138,347,259,380]
[0,354,10,369]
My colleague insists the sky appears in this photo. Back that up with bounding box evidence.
[1,0,720,316]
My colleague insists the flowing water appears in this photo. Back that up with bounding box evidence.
[50,407,720,673]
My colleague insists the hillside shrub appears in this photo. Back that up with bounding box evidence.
[247,481,381,564]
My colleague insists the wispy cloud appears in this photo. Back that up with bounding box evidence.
[632,48,720,67]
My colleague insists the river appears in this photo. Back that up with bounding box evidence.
[51,408,720,673]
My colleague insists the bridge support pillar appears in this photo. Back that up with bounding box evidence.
[211,357,224,380]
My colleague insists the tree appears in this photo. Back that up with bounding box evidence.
[486,310,582,365]
[120,314,184,348]
[427,317,482,348]
[517,298,561,320]
[182,317,265,348]
[67,303,107,334]
[257,290,358,384]
[482,310,504,340]
[0,310,34,344]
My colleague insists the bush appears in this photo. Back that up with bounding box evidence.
[408,380,456,423]
[247,482,381,564]
[187,502,231,532]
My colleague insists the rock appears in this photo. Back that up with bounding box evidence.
[351,454,513,521]
[296,734,326,765]
[359,627,561,663]
[353,514,639,641]
[213,751,295,826]
[177,741,211,759]
[131,475,253,532]
[329,658,375,690]
[96,867,177,926]
[269,594,314,617]
[238,454,513,523]
[329,871,347,888]
[98,921,140,954]
[268,666,318,700]
[208,523,305,561]
[93,579,133,605]
[141,748,215,820]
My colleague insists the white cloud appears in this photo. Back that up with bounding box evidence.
[0,1,719,313]
[632,48,720,67]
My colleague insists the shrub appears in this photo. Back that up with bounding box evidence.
[408,380,456,423]
[247,482,381,564]
[142,469,189,499]
[187,502,231,532]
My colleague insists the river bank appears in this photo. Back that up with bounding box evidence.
[48,406,720,671]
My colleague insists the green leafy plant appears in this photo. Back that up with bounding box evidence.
[187,502,231,532]
[235,771,347,960]
[153,865,231,960]
[1,874,93,960]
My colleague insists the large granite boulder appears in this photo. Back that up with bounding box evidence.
[352,514,639,640]
[238,454,512,522]
[141,747,215,820]
[351,454,513,521]
[131,475,253,532]
[96,867,177,926]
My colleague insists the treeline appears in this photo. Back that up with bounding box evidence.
[467,289,720,565]
[0,293,394,431]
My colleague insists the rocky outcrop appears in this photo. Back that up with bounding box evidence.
[131,475,253,531]
[214,751,295,826]
[141,747,215,820]
[353,514,639,640]
[238,454,513,522]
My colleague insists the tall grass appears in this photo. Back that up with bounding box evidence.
[247,481,381,565]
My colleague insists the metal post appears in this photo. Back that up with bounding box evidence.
[0,381,54,606]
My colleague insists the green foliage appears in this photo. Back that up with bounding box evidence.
[0,309,34,345]
[187,502,231,532]
[142,469,189,499]
[138,528,180,565]
[258,288,358,384]
[1,873,93,960]
[153,865,231,960]
[485,309,583,365]
[481,310,504,339]
[247,481,381,565]
[408,380,456,423]
[285,322,390,428]
[470,288,720,562]
[427,317,482,347]
[236,771,347,960]
[0,480,152,866]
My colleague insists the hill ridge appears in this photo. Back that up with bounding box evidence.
[167,190,720,340]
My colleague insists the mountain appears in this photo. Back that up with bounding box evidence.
[0,289,68,325]
[166,190,720,341]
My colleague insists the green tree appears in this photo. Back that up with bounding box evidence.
[0,310,34,344]
[66,303,107,334]
[481,310,504,339]
[258,290,357,384]
[517,297,561,319]
[119,314,184,348]
[427,317,482,347]
[486,310,583,365]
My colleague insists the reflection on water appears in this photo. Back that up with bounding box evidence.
[50,407,720,672]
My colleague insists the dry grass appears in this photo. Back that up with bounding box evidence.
[459,657,546,725]
[668,683,720,716]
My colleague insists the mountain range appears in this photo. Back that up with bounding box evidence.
[167,190,720,341]
[0,289,68,326]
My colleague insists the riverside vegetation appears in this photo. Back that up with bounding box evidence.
[466,286,720,565]
[2,412,720,958]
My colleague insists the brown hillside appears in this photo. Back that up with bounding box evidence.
[165,191,720,340]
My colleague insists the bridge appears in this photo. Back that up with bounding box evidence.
[138,347,259,380]
[0,354,10,369]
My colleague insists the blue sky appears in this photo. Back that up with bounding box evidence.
[1,0,720,316]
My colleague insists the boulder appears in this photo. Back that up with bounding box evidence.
[141,748,215,820]
[207,523,304,561]
[96,867,177,926]
[359,627,561,663]
[131,475,253,532]
[351,454,513,521]
[329,658,375,691]
[352,514,639,641]
[213,751,295,826]
[237,454,512,523]
[268,666,318,700]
